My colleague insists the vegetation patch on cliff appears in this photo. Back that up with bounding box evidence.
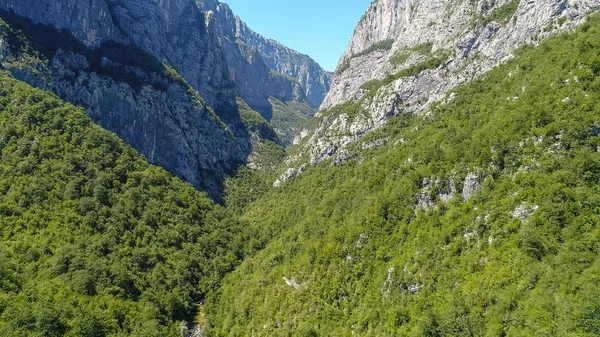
[336,39,395,74]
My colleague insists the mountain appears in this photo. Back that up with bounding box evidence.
[197,0,332,111]
[0,0,250,199]
[197,1,331,145]
[0,0,329,198]
[277,0,600,184]
[205,12,600,335]
[3,0,600,336]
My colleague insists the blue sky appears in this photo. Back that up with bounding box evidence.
[223,0,372,72]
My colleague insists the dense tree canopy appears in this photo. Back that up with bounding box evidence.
[3,7,600,337]
[206,14,600,337]
[0,73,256,336]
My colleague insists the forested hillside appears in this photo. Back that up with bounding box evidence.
[205,14,600,336]
[3,2,600,337]
[0,73,258,336]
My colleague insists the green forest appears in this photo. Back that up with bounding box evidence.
[2,6,600,337]
[205,14,600,336]
[0,74,260,336]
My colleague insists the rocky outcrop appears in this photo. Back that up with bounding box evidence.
[1,0,332,197]
[0,8,249,199]
[235,20,333,109]
[274,0,600,185]
[324,0,600,111]
[107,0,238,112]
[0,0,123,46]
[0,0,236,112]
[198,1,332,111]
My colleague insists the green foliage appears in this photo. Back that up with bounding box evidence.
[354,39,395,59]
[0,72,254,336]
[411,42,434,55]
[390,42,434,66]
[335,59,350,74]
[269,98,315,147]
[478,0,520,25]
[205,13,600,336]
[237,98,279,142]
[361,49,450,98]
[390,42,433,66]
[336,39,395,74]
[389,50,411,66]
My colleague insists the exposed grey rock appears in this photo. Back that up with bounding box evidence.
[1,0,325,198]
[283,276,303,290]
[292,129,310,146]
[417,178,437,211]
[512,203,539,221]
[323,0,599,110]
[462,172,482,201]
[1,0,124,46]
[187,326,204,337]
[298,0,600,172]
[0,35,5,61]
[356,233,369,248]
[197,1,332,114]
[0,46,247,198]
[381,267,395,295]
[464,230,479,243]
[332,149,358,166]
[402,283,424,295]
[416,176,457,210]
[273,164,307,187]
[1,0,237,111]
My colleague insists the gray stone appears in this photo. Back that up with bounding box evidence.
[462,172,482,201]
[297,0,600,171]
[512,204,539,221]
[197,1,332,113]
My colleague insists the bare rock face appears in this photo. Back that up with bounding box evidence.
[1,0,236,111]
[272,0,600,185]
[462,172,483,202]
[0,0,328,197]
[0,3,250,199]
[322,0,600,110]
[0,38,247,199]
[106,0,238,112]
[198,1,332,112]
[0,0,123,46]
[205,5,307,119]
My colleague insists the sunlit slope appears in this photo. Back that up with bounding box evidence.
[0,73,255,337]
[206,15,600,337]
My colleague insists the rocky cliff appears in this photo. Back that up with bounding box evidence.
[0,2,250,199]
[233,14,333,110]
[202,1,307,119]
[198,0,332,112]
[0,0,330,198]
[278,0,600,185]
[323,0,600,111]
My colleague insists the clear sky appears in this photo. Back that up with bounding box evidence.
[223,0,373,72]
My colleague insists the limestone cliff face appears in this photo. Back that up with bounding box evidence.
[280,0,600,183]
[198,0,332,111]
[202,2,307,119]
[0,0,123,46]
[324,0,600,110]
[1,0,236,111]
[234,17,333,110]
[107,0,238,112]
[0,2,249,199]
